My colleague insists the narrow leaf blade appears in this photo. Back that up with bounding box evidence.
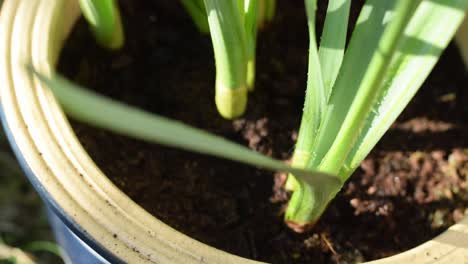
[318,0,351,98]
[29,67,341,193]
[306,0,396,169]
[341,0,468,176]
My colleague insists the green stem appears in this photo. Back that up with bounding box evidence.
[204,0,248,119]
[285,0,326,191]
[304,0,396,172]
[286,0,422,226]
[78,0,124,50]
[318,0,351,99]
[318,0,421,177]
[285,177,341,229]
[30,66,341,198]
[340,0,467,178]
[286,0,350,191]
[180,0,210,33]
[244,0,258,90]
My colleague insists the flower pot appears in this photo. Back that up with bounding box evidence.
[0,0,467,263]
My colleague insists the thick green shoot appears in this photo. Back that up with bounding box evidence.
[318,0,351,98]
[285,0,326,192]
[78,0,124,50]
[35,0,467,231]
[180,0,210,33]
[305,0,396,173]
[318,0,422,177]
[286,0,466,227]
[200,0,276,117]
[244,0,259,90]
[30,67,341,203]
[204,0,248,119]
[340,0,468,178]
[286,0,350,191]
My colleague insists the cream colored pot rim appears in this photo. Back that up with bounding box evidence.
[0,0,467,263]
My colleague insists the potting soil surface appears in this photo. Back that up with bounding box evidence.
[58,1,468,263]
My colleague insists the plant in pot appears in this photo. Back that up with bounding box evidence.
[1,0,468,263]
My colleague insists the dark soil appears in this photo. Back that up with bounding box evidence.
[58,1,468,263]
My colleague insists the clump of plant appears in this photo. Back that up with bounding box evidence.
[186,0,275,118]
[79,0,276,118]
[31,0,467,231]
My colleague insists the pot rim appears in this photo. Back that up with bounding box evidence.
[0,0,467,263]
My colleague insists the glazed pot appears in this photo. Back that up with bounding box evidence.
[0,0,467,263]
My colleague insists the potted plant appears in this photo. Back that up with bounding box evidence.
[0,0,467,263]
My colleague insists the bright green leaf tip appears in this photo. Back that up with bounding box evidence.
[204,0,249,118]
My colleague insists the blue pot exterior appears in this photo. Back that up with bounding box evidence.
[47,208,112,264]
[0,108,123,264]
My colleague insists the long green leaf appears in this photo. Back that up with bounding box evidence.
[291,0,326,166]
[283,0,328,222]
[29,67,341,198]
[244,0,258,90]
[319,0,422,176]
[340,0,468,177]
[204,0,248,119]
[180,0,210,33]
[305,0,396,170]
[318,0,351,98]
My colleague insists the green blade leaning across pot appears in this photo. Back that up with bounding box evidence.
[29,66,342,224]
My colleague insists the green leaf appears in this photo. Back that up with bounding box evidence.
[284,0,329,223]
[78,0,124,50]
[29,66,341,198]
[305,0,397,170]
[319,0,422,176]
[318,0,351,98]
[180,0,210,33]
[340,0,468,177]
[292,0,326,161]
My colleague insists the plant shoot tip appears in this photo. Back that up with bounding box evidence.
[215,84,248,119]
